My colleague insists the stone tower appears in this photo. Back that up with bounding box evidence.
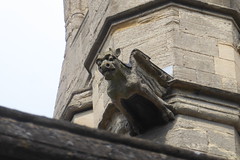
[55,0,240,159]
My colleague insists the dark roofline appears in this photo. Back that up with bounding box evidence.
[0,106,225,160]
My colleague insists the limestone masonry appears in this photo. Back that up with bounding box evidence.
[55,0,240,159]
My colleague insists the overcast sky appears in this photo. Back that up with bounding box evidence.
[0,1,65,118]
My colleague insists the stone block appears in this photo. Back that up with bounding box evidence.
[70,0,81,14]
[166,127,208,151]
[63,0,70,22]
[196,71,222,89]
[89,0,109,35]
[92,70,111,126]
[99,8,178,69]
[235,65,240,93]
[231,0,240,12]
[179,8,233,42]
[174,48,214,73]
[222,77,238,92]
[221,0,231,6]
[94,91,112,125]
[72,110,94,128]
[173,50,184,66]
[214,57,236,78]
[218,43,235,61]
[174,32,218,57]
[64,0,88,41]
[208,130,236,159]
[203,0,231,7]
[142,115,239,159]
[235,50,240,70]
[111,10,174,48]
[236,130,240,158]
[173,65,197,82]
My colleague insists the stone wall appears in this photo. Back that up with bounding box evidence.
[54,1,240,158]
[55,0,240,125]
[55,0,164,119]
[173,7,240,93]
[141,115,239,159]
[55,0,90,119]
[90,5,240,128]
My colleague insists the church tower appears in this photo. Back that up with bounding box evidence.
[55,0,240,159]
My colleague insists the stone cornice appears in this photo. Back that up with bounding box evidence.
[168,79,240,104]
[84,0,240,74]
[167,79,240,133]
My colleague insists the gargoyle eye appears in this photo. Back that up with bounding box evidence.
[96,59,102,66]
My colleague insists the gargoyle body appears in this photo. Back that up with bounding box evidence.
[96,49,174,134]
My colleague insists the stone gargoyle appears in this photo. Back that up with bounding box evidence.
[96,48,174,134]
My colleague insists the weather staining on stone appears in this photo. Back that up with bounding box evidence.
[96,49,175,135]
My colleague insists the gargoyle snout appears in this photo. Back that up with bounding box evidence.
[99,61,113,72]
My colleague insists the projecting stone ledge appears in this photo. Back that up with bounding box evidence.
[0,106,225,160]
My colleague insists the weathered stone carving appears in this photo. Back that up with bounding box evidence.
[96,49,175,134]
[99,104,132,135]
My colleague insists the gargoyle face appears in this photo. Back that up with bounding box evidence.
[96,54,118,80]
[96,48,122,80]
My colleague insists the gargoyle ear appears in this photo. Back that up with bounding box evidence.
[115,48,121,57]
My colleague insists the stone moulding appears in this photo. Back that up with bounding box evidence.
[167,79,240,133]
[83,0,240,74]
[59,87,92,121]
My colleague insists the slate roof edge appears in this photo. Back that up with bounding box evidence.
[0,105,225,160]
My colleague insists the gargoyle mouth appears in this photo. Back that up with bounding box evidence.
[102,68,115,76]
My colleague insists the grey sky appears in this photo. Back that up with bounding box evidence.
[0,1,65,117]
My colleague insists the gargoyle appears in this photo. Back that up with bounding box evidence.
[96,48,174,135]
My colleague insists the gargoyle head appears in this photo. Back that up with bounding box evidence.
[96,48,122,80]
